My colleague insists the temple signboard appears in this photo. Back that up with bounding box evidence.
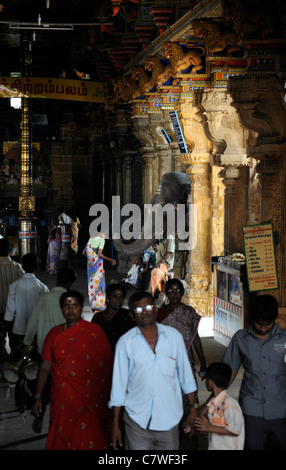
[242,223,279,292]
[0,77,104,103]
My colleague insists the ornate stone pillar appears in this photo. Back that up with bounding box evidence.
[132,117,157,203]
[156,144,171,180]
[114,156,122,198]
[107,157,115,205]
[179,100,213,316]
[183,153,212,316]
[211,165,225,258]
[219,166,248,255]
[254,158,284,307]
[228,75,286,324]
[141,147,156,203]
[122,153,134,205]
[194,88,253,255]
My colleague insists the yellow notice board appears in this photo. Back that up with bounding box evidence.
[242,223,279,292]
[0,77,104,103]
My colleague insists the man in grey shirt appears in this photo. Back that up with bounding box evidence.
[222,294,286,450]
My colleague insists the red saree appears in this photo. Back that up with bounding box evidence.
[42,319,113,450]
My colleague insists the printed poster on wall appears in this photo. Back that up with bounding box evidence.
[242,223,279,292]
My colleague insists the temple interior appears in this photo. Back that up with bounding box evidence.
[1,0,285,323]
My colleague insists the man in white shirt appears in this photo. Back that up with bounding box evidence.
[0,237,24,359]
[4,253,49,359]
[109,291,197,450]
[23,266,77,355]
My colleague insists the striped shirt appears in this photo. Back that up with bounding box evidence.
[207,390,245,450]
[0,257,24,313]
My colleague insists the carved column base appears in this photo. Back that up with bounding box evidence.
[184,288,214,317]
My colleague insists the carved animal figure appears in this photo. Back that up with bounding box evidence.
[144,56,175,87]
[112,172,191,256]
[162,42,205,74]
[222,0,281,40]
[113,76,139,102]
[131,65,157,97]
[191,18,240,54]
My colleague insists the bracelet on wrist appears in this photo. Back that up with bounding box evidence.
[33,395,42,399]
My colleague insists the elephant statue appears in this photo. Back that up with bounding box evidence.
[112,172,191,256]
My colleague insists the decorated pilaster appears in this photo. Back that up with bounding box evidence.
[179,100,213,316]
[229,74,286,321]
[194,88,251,255]
[18,32,37,258]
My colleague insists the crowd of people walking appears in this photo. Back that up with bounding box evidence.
[0,232,286,451]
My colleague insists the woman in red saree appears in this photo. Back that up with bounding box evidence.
[33,290,113,450]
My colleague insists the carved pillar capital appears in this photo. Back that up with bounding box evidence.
[179,99,211,155]
[194,88,251,166]
[132,117,155,148]
[219,166,241,184]
[228,76,286,159]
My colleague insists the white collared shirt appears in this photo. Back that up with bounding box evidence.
[4,273,49,335]
[109,323,197,431]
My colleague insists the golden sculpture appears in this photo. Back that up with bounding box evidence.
[130,65,156,97]
[191,18,240,55]
[144,56,175,87]
[162,42,205,77]
[113,76,139,102]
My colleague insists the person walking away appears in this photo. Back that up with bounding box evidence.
[46,219,61,275]
[23,266,77,356]
[4,253,49,359]
[195,362,245,450]
[0,237,24,360]
[83,233,116,312]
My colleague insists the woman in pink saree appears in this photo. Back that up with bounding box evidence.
[33,290,114,450]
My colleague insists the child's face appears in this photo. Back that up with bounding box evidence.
[205,377,212,392]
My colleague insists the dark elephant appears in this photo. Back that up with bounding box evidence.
[112,172,191,256]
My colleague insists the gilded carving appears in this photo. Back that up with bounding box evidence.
[191,18,240,55]
[113,76,138,103]
[162,42,205,81]
[144,56,175,88]
[222,0,284,40]
[131,65,156,97]
[19,196,35,214]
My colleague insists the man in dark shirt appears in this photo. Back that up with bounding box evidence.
[223,294,286,450]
